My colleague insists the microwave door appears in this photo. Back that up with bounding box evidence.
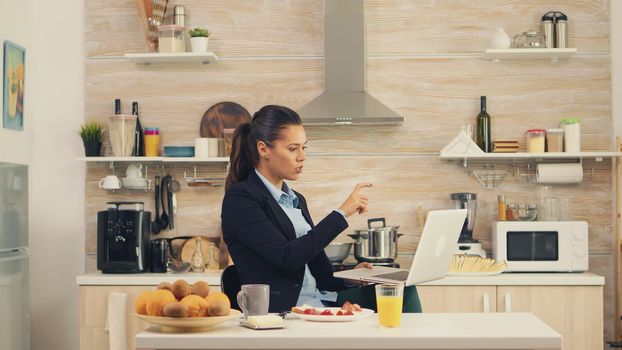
[507,231,559,261]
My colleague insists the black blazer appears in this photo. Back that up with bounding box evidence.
[221,170,349,312]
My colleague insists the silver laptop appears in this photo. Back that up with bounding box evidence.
[333,209,467,286]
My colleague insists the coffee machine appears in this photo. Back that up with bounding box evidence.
[97,202,151,273]
[450,193,486,257]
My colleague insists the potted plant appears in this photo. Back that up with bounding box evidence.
[188,27,210,53]
[79,121,104,156]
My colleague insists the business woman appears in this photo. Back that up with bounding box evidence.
[221,105,420,313]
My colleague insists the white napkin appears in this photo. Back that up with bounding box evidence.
[245,315,284,328]
[105,292,127,350]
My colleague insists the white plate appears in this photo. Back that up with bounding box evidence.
[291,308,374,322]
[447,270,505,276]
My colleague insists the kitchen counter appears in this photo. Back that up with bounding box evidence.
[76,272,223,286]
[135,312,562,350]
[77,271,603,286]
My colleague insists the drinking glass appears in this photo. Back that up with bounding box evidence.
[542,197,560,221]
[375,284,403,327]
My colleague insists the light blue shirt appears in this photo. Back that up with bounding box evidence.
[255,169,339,307]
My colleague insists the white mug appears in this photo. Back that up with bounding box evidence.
[126,163,143,178]
[98,175,122,190]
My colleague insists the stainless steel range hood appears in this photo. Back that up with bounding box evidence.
[297,0,404,126]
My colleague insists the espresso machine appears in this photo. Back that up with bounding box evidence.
[450,193,486,257]
[97,202,151,273]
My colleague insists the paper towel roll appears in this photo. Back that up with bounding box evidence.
[536,163,583,184]
[106,292,127,350]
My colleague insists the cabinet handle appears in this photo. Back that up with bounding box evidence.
[482,292,490,313]
[504,293,512,312]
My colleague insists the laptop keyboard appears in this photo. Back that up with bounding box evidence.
[373,270,409,281]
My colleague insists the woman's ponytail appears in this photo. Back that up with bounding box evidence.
[225,123,256,190]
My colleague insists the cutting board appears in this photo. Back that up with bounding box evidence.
[199,101,251,137]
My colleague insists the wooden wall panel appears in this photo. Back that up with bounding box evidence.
[84,157,614,256]
[86,0,609,57]
[366,0,610,54]
[86,57,611,154]
[84,0,615,342]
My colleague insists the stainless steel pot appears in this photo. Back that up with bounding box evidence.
[348,218,403,263]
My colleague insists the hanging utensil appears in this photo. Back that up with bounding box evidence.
[167,176,175,229]
[168,175,181,192]
[159,175,169,230]
[151,175,161,234]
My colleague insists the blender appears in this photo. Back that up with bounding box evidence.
[450,193,486,257]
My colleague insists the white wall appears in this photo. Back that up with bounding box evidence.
[614,0,622,141]
[28,0,85,348]
[0,0,34,164]
[0,0,85,348]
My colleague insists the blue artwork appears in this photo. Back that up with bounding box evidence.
[3,41,25,131]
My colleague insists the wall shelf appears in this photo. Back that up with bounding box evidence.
[79,156,229,163]
[439,151,622,161]
[124,52,219,65]
[483,48,577,62]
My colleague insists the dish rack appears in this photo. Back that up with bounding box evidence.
[469,169,511,189]
[183,168,225,187]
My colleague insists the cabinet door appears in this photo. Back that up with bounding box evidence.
[80,285,153,350]
[497,286,603,350]
[417,286,496,313]
[80,284,224,350]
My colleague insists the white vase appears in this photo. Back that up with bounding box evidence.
[488,28,511,49]
[190,37,209,53]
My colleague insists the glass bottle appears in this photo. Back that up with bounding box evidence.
[132,102,145,156]
[476,96,492,152]
[497,194,507,221]
[191,239,205,272]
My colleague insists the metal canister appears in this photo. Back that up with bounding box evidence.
[173,5,186,26]
[555,12,568,48]
[542,12,555,48]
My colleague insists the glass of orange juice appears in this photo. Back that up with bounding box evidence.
[375,284,404,327]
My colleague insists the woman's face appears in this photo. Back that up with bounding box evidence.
[258,124,307,181]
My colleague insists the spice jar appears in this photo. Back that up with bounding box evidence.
[497,195,507,221]
[144,127,160,157]
[546,129,564,152]
[506,204,517,221]
[560,117,581,152]
[526,129,546,153]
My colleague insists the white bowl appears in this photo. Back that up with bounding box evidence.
[122,177,147,189]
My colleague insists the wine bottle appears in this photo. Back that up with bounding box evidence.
[132,102,145,156]
[476,96,492,152]
[114,98,121,114]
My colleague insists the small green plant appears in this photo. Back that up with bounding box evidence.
[189,27,210,38]
[79,121,104,143]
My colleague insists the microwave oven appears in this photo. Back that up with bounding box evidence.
[492,221,588,272]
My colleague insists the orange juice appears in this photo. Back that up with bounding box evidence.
[376,296,403,327]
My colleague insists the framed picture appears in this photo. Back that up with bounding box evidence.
[3,41,25,131]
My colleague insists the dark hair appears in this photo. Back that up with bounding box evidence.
[225,105,302,190]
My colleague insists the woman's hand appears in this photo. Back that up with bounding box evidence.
[344,262,373,286]
[338,183,373,218]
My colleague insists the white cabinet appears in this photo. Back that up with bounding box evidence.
[497,286,603,350]
[417,286,496,313]
[418,284,603,350]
